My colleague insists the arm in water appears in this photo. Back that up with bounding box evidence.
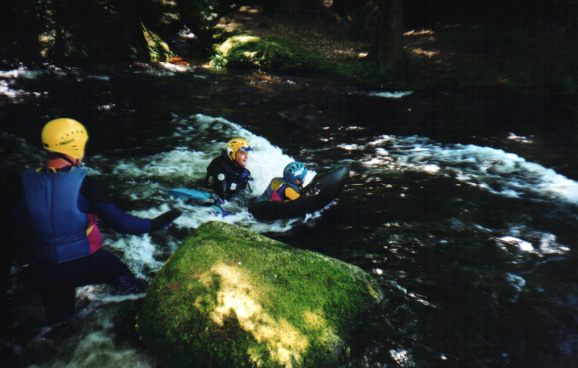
[84,175,181,233]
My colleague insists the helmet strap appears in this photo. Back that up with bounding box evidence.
[47,152,80,168]
[64,155,80,167]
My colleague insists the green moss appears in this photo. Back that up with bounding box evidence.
[210,31,416,90]
[137,221,383,368]
[211,34,334,73]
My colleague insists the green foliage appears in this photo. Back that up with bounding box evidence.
[35,0,177,62]
[141,22,173,62]
[137,221,383,368]
[211,35,285,69]
[211,34,334,73]
[176,0,224,55]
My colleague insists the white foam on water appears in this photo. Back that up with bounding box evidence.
[359,135,578,206]
[0,79,46,101]
[497,226,570,257]
[389,348,416,367]
[0,65,47,79]
[0,64,113,82]
[498,236,535,252]
[31,292,155,368]
[75,285,145,304]
[106,233,166,278]
[367,91,414,98]
[1,132,45,169]
[103,113,317,199]
[507,132,534,144]
[105,114,315,193]
[158,62,192,73]
[349,90,413,98]
[46,331,153,368]
[86,114,320,278]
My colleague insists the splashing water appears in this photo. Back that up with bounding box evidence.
[355,135,578,205]
[82,114,319,278]
[4,64,578,368]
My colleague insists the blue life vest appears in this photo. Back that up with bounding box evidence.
[230,167,252,188]
[22,167,90,264]
[254,178,301,203]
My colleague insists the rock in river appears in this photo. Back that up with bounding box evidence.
[136,221,383,368]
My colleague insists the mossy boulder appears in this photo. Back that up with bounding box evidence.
[211,35,289,70]
[136,221,383,368]
[211,34,329,72]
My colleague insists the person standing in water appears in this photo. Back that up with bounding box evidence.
[9,118,182,324]
[204,138,253,200]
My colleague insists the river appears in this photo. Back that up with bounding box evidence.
[1,62,578,367]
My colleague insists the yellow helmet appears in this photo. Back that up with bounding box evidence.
[41,118,89,159]
[226,138,252,161]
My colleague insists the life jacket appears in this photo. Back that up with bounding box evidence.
[255,178,301,203]
[204,151,252,193]
[22,167,91,264]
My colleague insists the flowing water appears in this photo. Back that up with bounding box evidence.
[1,63,578,368]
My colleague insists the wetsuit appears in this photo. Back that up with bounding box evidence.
[11,166,175,323]
[254,178,302,203]
[204,151,252,200]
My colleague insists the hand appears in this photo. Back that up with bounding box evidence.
[150,209,182,231]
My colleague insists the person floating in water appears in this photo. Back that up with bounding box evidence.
[255,161,308,203]
[204,138,253,201]
[9,118,182,324]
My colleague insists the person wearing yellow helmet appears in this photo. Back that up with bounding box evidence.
[204,138,253,200]
[10,118,182,324]
[41,117,89,166]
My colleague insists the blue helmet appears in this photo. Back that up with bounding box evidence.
[283,162,307,184]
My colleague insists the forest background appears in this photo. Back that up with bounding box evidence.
[2,0,577,137]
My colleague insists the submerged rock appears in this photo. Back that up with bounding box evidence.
[136,221,383,368]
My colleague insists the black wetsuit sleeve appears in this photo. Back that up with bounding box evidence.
[213,169,229,200]
[81,176,152,234]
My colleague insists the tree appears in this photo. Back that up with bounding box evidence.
[175,0,223,56]
[49,0,168,62]
[1,0,42,63]
[359,0,405,75]
[321,0,406,75]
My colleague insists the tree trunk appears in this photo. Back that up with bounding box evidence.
[363,0,405,75]
[53,0,67,63]
[379,0,404,74]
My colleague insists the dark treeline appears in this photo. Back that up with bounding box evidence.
[402,0,578,26]
[1,0,225,64]
[2,0,576,66]
[1,0,577,125]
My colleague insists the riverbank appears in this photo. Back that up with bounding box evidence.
[217,6,576,92]
[207,5,577,142]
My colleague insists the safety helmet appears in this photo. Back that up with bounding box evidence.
[226,138,252,161]
[41,118,89,159]
[283,161,307,184]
